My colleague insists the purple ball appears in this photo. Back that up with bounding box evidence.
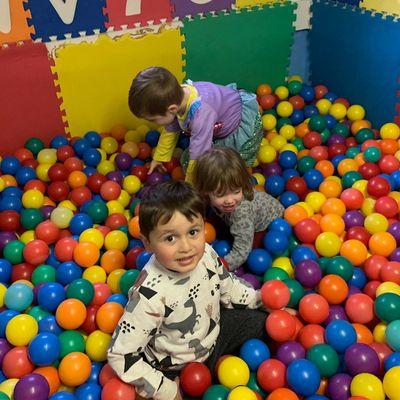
[40,206,55,220]
[327,134,346,146]
[294,259,322,288]
[347,286,361,297]
[241,273,261,290]
[276,341,305,366]
[327,373,352,400]
[0,231,18,254]
[344,343,380,376]
[106,171,123,184]
[235,266,246,277]
[389,247,400,262]
[324,305,348,326]
[115,152,133,170]
[342,210,364,230]
[388,221,400,245]
[146,172,164,186]
[262,162,282,177]
[13,373,49,400]
[0,338,12,367]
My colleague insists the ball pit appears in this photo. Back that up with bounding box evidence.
[0,78,400,399]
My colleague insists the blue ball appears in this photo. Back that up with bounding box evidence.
[291,245,318,265]
[278,150,298,169]
[46,248,61,269]
[299,85,315,102]
[28,332,61,365]
[73,138,91,157]
[136,251,152,270]
[391,170,400,190]
[279,191,299,208]
[304,105,319,119]
[131,158,144,167]
[263,231,289,255]
[265,175,285,196]
[145,130,161,147]
[213,240,231,258]
[15,166,36,185]
[70,213,94,235]
[0,259,12,283]
[247,248,272,275]
[306,396,329,400]
[38,282,66,312]
[290,109,305,125]
[268,218,292,236]
[50,392,78,400]
[282,168,299,181]
[107,293,128,307]
[38,315,63,335]
[324,92,338,102]
[2,186,22,198]
[1,156,20,174]
[87,362,102,384]
[349,267,367,289]
[325,114,337,129]
[0,370,6,384]
[83,166,97,177]
[331,155,346,169]
[56,261,83,285]
[0,310,19,337]
[178,135,190,150]
[0,196,22,212]
[4,282,34,311]
[240,338,270,371]
[128,238,144,250]
[303,169,324,190]
[50,135,69,148]
[384,351,400,371]
[380,173,396,191]
[75,383,102,400]
[83,148,102,167]
[325,320,357,353]
[84,131,101,148]
[287,358,321,397]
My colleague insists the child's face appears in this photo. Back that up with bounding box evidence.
[209,188,243,214]
[144,111,176,126]
[143,211,206,273]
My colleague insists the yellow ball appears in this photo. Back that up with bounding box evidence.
[364,213,388,234]
[97,148,107,161]
[373,322,387,343]
[83,266,107,284]
[347,105,366,121]
[101,137,118,154]
[117,190,130,208]
[305,192,326,212]
[217,356,250,389]
[270,135,287,151]
[315,232,341,257]
[136,124,150,137]
[262,114,277,131]
[50,206,74,229]
[85,330,111,362]
[22,189,44,208]
[297,201,314,217]
[20,230,35,244]
[257,145,276,164]
[380,122,400,140]
[107,269,125,293]
[350,373,384,400]
[0,283,7,307]
[352,180,368,196]
[0,177,5,192]
[276,101,294,117]
[123,175,141,195]
[288,75,303,83]
[125,129,144,143]
[280,144,298,154]
[274,86,289,100]
[37,148,57,165]
[106,200,125,215]
[316,99,332,115]
[272,257,294,277]
[104,230,128,252]
[109,153,117,164]
[6,314,38,346]
[0,379,18,398]
[376,282,400,297]
[279,125,296,140]
[252,173,265,187]
[228,386,257,400]
[58,200,77,212]
[97,160,115,175]
[383,366,400,400]
[329,103,347,120]
[80,228,104,249]
[361,197,376,216]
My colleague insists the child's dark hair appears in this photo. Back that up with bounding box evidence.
[128,67,184,118]
[193,147,254,201]
[139,181,205,239]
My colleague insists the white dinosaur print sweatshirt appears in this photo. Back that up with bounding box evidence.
[107,243,261,400]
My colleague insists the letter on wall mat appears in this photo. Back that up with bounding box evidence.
[0,41,66,155]
[361,0,400,15]
[52,29,184,137]
[182,2,296,92]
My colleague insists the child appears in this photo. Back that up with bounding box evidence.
[193,147,285,271]
[128,66,263,183]
[107,181,268,400]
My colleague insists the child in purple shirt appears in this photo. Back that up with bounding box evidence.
[128,67,263,183]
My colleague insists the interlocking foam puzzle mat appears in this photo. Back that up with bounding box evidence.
[52,28,184,137]
[0,0,33,44]
[172,0,235,19]
[236,0,274,8]
[0,41,65,153]
[361,0,400,15]
[310,0,400,128]
[182,2,296,93]
[335,0,360,5]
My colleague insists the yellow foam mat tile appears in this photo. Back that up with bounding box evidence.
[53,28,184,137]
[360,0,400,16]
[236,0,275,8]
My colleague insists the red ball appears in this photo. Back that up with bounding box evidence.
[364,255,387,280]
[367,176,391,198]
[80,304,99,335]
[346,226,371,246]
[3,347,35,378]
[54,237,78,262]
[314,85,328,99]
[363,280,381,300]
[380,261,400,284]
[56,145,75,162]
[299,293,329,324]
[257,359,286,392]
[285,177,308,198]
[334,97,350,108]
[35,220,60,244]
[47,181,70,202]
[130,165,148,183]
[298,324,325,350]
[14,148,34,162]
[125,247,144,269]
[259,94,276,110]
[48,163,68,181]
[261,280,290,310]
[11,262,35,282]
[64,157,83,173]
[24,179,47,194]
[105,214,128,230]
[0,210,20,232]
[340,188,364,210]
[70,187,92,207]
[359,163,381,180]
[265,310,296,342]
[100,181,121,201]
[294,218,321,243]
[288,95,305,110]
[180,362,212,397]
[163,157,180,174]
[375,196,399,218]
[91,282,112,306]
[23,239,50,265]
[345,137,357,148]
[87,173,108,193]
[345,293,374,323]
[101,377,136,400]
[22,159,39,169]
[303,132,322,149]
[309,145,329,161]
[137,142,152,160]
[369,342,393,376]
[328,143,347,158]
[99,363,117,387]
[378,155,400,174]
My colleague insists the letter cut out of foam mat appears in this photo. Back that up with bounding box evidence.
[0,0,33,44]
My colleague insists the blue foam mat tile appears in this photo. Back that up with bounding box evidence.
[335,0,360,6]
[310,0,400,128]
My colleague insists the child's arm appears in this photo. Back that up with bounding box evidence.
[107,289,178,400]
[262,193,285,225]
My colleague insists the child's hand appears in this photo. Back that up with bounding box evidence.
[148,160,167,174]
[173,377,183,400]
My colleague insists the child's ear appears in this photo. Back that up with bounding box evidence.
[167,104,179,114]
[140,234,153,252]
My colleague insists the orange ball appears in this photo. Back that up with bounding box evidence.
[257,83,272,96]
[204,222,216,243]
[317,378,328,395]
[74,241,100,268]
[128,215,141,238]
[319,180,342,198]
[120,142,139,158]
[34,366,60,395]
[298,149,310,159]
[354,153,365,167]
[318,274,349,304]
[351,119,371,134]
[96,302,124,334]
[172,166,185,181]
[340,239,368,266]
[254,184,265,192]
[368,231,397,257]
[315,160,334,178]
[295,122,310,138]
[267,388,299,400]
[284,205,308,226]
[110,124,127,141]
[67,170,87,189]
[56,298,87,329]
[320,214,345,235]
[58,352,91,387]
[321,198,346,216]
[353,323,373,344]
[100,249,126,274]
[380,139,398,155]
[337,159,358,176]
[2,174,17,187]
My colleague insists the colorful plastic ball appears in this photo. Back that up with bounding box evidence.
[247,248,272,275]
[95,301,123,334]
[339,240,368,266]
[55,298,87,330]
[218,356,250,389]
[49,392,77,400]
[240,339,270,371]
[284,278,305,307]
[325,320,356,353]
[350,373,384,400]
[28,332,60,366]
[306,344,339,378]
[294,218,321,243]
[294,259,322,288]
[386,320,400,351]
[287,358,321,397]
[257,358,286,392]
[315,232,341,257]
[384,352,400,371]
[374,293,400,324]
[37,282,65,312]
[4,282,33,311]
[85,330,111,362]
[276,341,305,366]
[13,373,49,400]
[3,240,25,264]
[179,362,212,397]
[6,313,38,346]
[345,293,374,324]
[73,242,99,268]
[266,310,296,342]
[344,343,380,376]
[31,264,56,286]
[22,240,49,266]
[55,261,82,286]
[101,377,136,400]
[318,274,349,304]
[299,294,329,324]
[66,278,94,305]
[58,352,91,387]
[203,384,230,400]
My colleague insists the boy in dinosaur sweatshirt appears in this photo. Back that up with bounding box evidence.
[107,181,267,400]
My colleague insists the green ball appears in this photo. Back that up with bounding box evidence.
[119,269,140,296]
[284,278,305,308]
[129,198,141,216]
[264,267,289,282]
[291,137,305,151]
[59,330,85,358]
[326,256,354,282]
[346,147,360,159]
[355,128,374,144]
[288,80,302,95]
[332,123,350,137]
[364,146,381,163]
[318,257,330,274]
[320,128,331,144]
[3,240,25,264]
[375,293,400,323]
[25,137,44,156]
[263,109,277,117]
[306,344,339,377]
[276,117,292,131]
[0,392,10,400]
[117,225,129,235]
[20,208,44,230]
[28,305,51,322]
[341,171,363,189]
[297,156,316,174]
[309,115,327,133]
[66,278,94,305]
[288,235,300,253]
[86,200,109,224]
[32,264,56,286]
[247,372,267,397]
[202,384,230,400]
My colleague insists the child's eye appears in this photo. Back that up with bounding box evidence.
[234,190,241,194]
[189,229,198,236]
[164,235,175,243]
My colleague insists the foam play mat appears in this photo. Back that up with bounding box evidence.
[361,0,400,15]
